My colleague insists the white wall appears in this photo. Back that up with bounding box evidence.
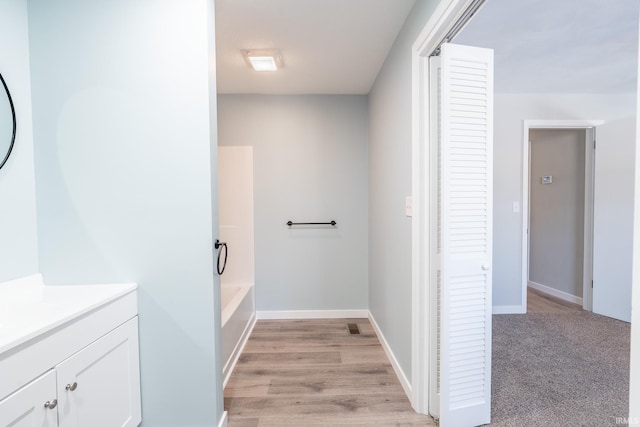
[0,0,39,282]
[217,95,369,312]
[494,94,636,313]
[27,0,224,425]
[368,0,439,381]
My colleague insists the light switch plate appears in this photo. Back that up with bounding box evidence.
[405,196,413,217]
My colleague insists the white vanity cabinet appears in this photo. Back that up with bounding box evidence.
[0,370,58,426]
[56,317,141,427]
[0,275,141,427]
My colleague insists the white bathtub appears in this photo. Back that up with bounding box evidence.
[221,283,255,386]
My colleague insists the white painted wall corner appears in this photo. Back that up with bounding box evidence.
[368,311,412,400]
[218,411,228,427]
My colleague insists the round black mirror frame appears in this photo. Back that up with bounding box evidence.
[0,72,16,171]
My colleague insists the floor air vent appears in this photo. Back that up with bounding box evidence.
[347,323,360,335]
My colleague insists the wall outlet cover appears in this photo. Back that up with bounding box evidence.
[512,202,520,213]
[405,196,413,217]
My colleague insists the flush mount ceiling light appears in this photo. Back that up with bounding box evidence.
[241,49,283,71]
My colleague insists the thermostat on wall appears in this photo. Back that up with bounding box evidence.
[541,176,553,184]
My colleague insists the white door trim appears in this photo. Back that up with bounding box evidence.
[629,10,640,417]
[411,0,478,414]
[522,120,604,313]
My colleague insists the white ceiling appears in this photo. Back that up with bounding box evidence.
[215,0,416,95]
[455,0,639,93]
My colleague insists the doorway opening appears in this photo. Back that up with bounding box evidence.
[521,121,601,313]
[529,129,588,309]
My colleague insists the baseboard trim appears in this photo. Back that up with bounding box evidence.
[493,305,526,314]
[218,411,228,427]
[528,281,583,305]
[223,312,256,388]
[368,311,412,400]
[256,310,369,320]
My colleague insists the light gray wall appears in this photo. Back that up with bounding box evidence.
[27,0,224,425]
[494,94,636,311]
[217,95,369,311]
[0,0,39,282]
[368,0,438,381]
[529,129,586,298]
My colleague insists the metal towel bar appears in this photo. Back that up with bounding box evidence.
[287,220,337,227]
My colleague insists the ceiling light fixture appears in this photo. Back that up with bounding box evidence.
[242,49,283,71]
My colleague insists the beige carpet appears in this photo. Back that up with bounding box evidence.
[489,312,630,427]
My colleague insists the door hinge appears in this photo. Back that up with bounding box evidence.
[591,280,594,288]
[594,139,596,149]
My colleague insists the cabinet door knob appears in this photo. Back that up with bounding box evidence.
[66,382,78,391]
[44,399,58,409]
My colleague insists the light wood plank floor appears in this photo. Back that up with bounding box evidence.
[224,318,435,427]
[527,287,582,314]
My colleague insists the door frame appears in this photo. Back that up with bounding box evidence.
[630,12,640,415]
[410,0,481,414]
[521,120,603,313]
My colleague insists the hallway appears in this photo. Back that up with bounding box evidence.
[224,319,434,426]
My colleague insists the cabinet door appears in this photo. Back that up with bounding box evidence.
[0,370,58,427]
[57,317,141,427]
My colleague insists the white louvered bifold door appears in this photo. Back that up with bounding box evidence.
[439,43,493,427]
[428,54,442,420]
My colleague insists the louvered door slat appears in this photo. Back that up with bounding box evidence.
[439,43,493,427]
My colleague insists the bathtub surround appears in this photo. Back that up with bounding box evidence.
[218,146,257,386]
[0,0,39,282]
[218,147,255,288]
[217,95,369,313]
[26,0,224,426]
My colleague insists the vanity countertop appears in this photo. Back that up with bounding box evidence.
[0,274,137,354]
